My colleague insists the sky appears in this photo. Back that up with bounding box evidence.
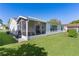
[0,3,79,24]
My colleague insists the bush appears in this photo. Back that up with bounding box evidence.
[6,31,10,34]
[67,29,78,38]
[0,44,47,56]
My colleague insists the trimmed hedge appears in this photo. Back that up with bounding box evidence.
[67,29,78,38]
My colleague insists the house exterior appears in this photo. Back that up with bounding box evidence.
[17,16,48,41]
[64,24,79,32]
[9,16,63,42]
[0,24,3,29]
[0,23,6,30]
[8,18,17,35]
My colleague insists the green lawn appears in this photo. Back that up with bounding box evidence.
[0,32,79,56]
[0,31,16,46]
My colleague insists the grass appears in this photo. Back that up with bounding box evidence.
[28,33,79,56]
[0,32,79,55]
[0,31,16,46]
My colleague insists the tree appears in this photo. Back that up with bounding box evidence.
[3,24,8,29]
[8,19,11,25]
[70,20,79,24]
[7,19,12,28]
[0,19,3,24]
[48,19,61,26]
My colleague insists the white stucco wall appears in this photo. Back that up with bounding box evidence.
[9,18,17,35]
[57,25,61,31]
[46,23,51,33]
[64,26,68,32]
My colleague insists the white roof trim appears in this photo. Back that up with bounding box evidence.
[18,16,28,19]
[28,16,47,23]
[17,16,47,23]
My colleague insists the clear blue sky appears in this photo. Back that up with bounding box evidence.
[0,3,79,24]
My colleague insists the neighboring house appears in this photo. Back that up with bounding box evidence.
[64,24,79,32]
[0,24,6,30]
[9,16,63,42]
[8,18,17,35]
[0,24,3,29]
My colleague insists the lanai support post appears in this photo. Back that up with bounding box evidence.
[25,20,28,41]
[18,20,28,42]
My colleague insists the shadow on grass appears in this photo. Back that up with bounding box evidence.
[0,43,47,56]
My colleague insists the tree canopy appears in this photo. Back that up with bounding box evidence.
[48,19,61,26]
[0,19,3,24]
[8,19,11,24]
[70,20,79,24]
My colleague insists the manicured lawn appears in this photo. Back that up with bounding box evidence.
[0,32,79,56]
[0,31,16,46]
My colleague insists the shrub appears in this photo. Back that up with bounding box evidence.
[0,44,47,56]
[67,29,78,38]
[6,31,10,34]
